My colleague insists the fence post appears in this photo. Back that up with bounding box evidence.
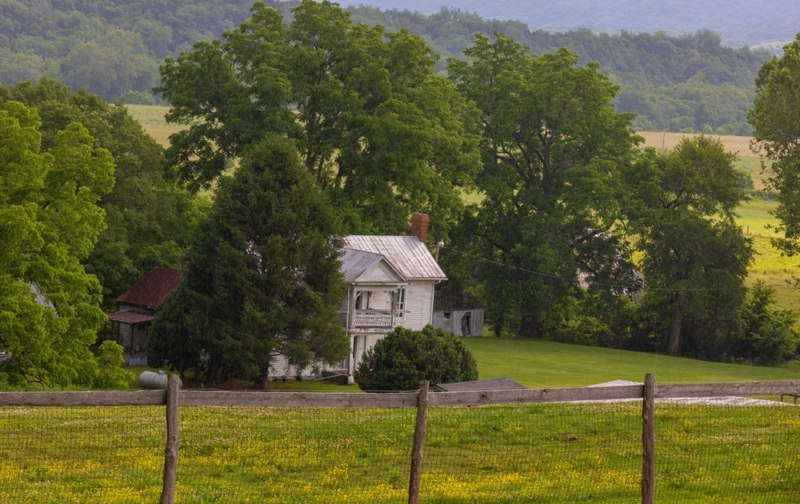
[160,374,180,504]
[642,373,655,504]
[408,380,430,504]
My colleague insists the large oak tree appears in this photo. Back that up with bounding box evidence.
[447,34,640,338]
[155,0,480,240]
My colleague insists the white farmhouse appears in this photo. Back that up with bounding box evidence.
[271,213,446,382]
[339,214,446,382]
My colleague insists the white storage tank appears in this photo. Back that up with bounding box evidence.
[139,370,182,389]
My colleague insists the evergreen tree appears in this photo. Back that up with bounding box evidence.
[148,135,348,384]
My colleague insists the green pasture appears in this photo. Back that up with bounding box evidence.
[130,334,800,394]
[736,198,800,312]
[1,401,799,502]
[461,337,800,388]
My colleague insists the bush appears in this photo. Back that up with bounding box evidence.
[734,281,800,365]
[93,341,132,390]
[354,325,478,391]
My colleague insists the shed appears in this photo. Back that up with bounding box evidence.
[107,267,181,364]
[433,308,484,337]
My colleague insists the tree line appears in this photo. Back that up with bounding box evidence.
[2,1,799,389]
[0,0,772,134]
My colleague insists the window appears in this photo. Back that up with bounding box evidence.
[355,291,371,310]
[395,287,406,318]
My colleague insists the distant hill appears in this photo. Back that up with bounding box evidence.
[336,0,799,48]
[0,0,774,134]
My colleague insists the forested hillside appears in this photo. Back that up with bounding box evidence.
[349,7,772,134]
[0,0,776,134]
[0,0,292,103]
[339,0,799,49]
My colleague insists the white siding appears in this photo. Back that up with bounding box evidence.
[269,354,343,379]
[364,290,393,311]
[397,281,434,331]
[360,261,403,283]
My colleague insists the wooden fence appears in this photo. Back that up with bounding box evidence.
[2,375,799,504]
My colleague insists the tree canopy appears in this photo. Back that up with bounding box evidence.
[148,135,349,384]
[0,78,207,305]
[156,0,480,239]
[0,100,115,388]
[749,34,800,257]
[447,33,640,338]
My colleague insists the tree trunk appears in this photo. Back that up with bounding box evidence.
[667,304,684,356]
[519,315,540,339]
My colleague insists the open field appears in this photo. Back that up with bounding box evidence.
[736,198,800,311]
[2,399,799,502]
[126,104,176,147]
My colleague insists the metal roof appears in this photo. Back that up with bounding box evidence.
[115,266,181,309]
[107,311,155,324]
[28,283,56,312]
[434,377,528,392]
[344,236,446,281]
[340,248,405,284]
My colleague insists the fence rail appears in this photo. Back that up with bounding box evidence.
[2,377,800,503]
[4,380,800,407]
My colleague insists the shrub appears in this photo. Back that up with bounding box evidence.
[736,281,800,365]
[354,325,478,391]
[93,341,132,389]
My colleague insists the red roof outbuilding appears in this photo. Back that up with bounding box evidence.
[115,266,181,310]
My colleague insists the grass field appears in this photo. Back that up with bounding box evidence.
[126,104,175,147]
[2,398,799,502]
[461,337,800,388]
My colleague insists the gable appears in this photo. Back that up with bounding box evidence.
[355,259,405,284]
[340,248,405,285]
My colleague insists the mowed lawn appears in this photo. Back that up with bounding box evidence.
[249,337,800,393]
[462,337,800,388]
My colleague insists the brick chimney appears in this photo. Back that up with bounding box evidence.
[410,213,429,243]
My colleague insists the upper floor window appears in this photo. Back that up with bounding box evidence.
[395,287,406,318]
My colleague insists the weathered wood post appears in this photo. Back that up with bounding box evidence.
[160,374,180,504]
[642,373,655,504]
[408,380,430,504]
